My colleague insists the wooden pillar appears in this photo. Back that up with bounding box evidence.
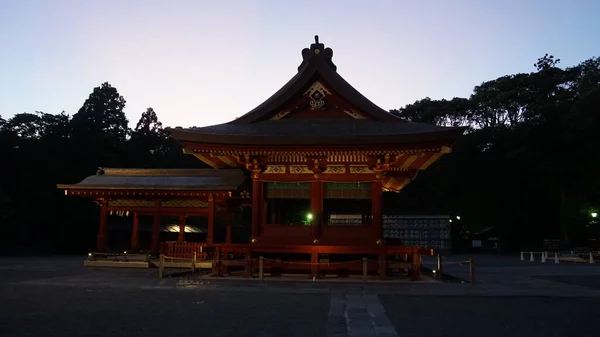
[130,212,140,250]
[151,201,161,255]
[261,200,268,227]
[276,200,282,224]
[178,215,185,242]
[207,194,215,244]
[379,249,387,279]
[310,181,323,240]
[311,249,319,278]
[371,180,383,240]
[251,178,262,240]
[96,200,108,252]
[226,214,232,244]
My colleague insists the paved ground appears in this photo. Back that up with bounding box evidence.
[1,255,600,337]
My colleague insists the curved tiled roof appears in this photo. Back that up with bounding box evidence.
[169,36,465,146]
[57,168,245,190]
[231,36,400,124]
[170,119,466,146]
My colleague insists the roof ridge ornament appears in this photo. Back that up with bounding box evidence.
[298,35,337,71]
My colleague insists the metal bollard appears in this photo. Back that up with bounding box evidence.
[362,257,367,281]
[437,254,443,279]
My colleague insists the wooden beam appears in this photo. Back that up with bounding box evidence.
[131,212,140,250]
[97,200,108,252]
[151,201,161,255]
[207,194,215,244]
[371,180,383,242]
[257,173,382,182]
[251,179,262,241]
[64,189,232,199]
[310,181,323,241]
[178,215,185,242]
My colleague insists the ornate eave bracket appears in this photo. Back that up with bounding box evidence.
[239,154,268,179]
[367,153,403,178]
[306,156,328,178]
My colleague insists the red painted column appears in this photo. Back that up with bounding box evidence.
[178,215,185,242]
[130,212,140,250]
[371,180,383,240]
[151,201,161,255]
[310,181,323,241]
[96,201,108,252]
[251,178,262,241]
[261,200,268,228]
[207,195,215,244]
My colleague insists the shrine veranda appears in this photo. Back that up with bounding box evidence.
[58,37,464,279]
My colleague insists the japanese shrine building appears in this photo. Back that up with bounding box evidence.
[58,36,464,276]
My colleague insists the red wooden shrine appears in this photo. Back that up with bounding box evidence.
[59,36,464,278]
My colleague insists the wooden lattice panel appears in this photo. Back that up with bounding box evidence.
[264,165,286,174]
[161,200,209,208]
[323,165,346,174]
[324,182,371,199]
[265,182,311,199]
[348,166,373,174]
[108,199,155,207]
[288,165,312,174]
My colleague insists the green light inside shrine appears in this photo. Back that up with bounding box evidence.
[306,213,313,220]
[592,212,598,218]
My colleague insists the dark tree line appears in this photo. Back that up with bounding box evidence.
[389,54,600,251]
[1,53,599,254]
[0,82,201,253]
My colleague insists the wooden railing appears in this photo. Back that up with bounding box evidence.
[160,241,211,260]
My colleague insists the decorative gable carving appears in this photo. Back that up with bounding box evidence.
[304,81,331,110]
[268,80,369,120]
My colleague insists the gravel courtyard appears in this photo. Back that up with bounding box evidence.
[1,255,599,337]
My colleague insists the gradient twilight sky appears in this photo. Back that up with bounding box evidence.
[1,0,599,128]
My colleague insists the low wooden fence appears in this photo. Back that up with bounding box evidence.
[158,254,425,281]
[88,251,150,262]
[430,255,476,283]
[160,242,211,260]
[520,250,598,264]
[158,253,198,278]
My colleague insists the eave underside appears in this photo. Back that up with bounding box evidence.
[57,168,248,197]
[170,121,466,146]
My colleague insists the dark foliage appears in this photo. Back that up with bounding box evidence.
[390,55,600,250]
[0,83,206,254]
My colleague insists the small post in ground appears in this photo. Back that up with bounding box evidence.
[259,256,264,281]
[468,258,476,283]
[437,254,443,279]
[362,257,368,281]
[192,252,197,273]
[158,254,165,278]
